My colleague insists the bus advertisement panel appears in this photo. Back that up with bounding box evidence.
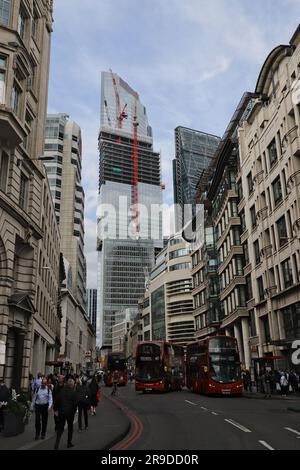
[186,336,243,396]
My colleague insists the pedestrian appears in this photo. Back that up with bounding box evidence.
[52,375,65,431]
[88,375,99,415]
[32,372,43,394]
[111,370,119,396]
[76,376,90,432]
[31,377,53,440]
[53,378,78,450]
[262,370,272,398]
[0,379,10,432]
[280,373,289,397]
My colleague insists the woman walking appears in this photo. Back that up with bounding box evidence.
[88,375,99,415]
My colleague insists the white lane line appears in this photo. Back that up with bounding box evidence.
[211,412,219,416]
[284,427,300,438]
[185,400,197,406]
[224,419,251,433]
[259,440,275,450]
[201,406,208,411]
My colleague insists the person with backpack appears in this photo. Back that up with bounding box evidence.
[31,377,53,440]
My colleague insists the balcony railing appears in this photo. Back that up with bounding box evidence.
[287,170,300,190]
[257,206,269,220]
[282,125,298,149]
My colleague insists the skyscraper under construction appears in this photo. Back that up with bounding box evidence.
[97,71,163,350]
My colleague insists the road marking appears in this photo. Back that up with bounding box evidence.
[201,406,208,411]
[224,419,251,433]
[284,427,300,438]
[211,412,219,416]
[185,400,197,406]
[259,440,275,450]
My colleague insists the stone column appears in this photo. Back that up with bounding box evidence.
[241,317,251,370]
[11,331,25,392]
[234,322,245,366]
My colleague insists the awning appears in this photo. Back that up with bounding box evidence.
[45,361,64,366]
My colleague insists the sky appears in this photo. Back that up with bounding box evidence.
[47,0,300,288]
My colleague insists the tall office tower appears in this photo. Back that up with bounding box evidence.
[87,289,97,331]
[97,71,163,350]
[44,114,87,308]
[173,126,220,231]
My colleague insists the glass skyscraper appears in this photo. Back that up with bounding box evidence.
[173,126,221,231]
[97,71,163,349]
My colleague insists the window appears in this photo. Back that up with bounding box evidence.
[0,0,11,26]
[11,82,21,115]
[235,256,244,276]
[281,258,293,289]
[243,241,249,265]
[250,205,256,229]
[237,286,246,307]
[245,275,253,301]
[0,55,6,104]
[17,8,26,39]
[79,330,82,345]
[276,216,288,247]
[240,210,246,233]
[262,315,271,343]
[254,240,260,265]
[257,276,265,302]
[0,150,9,191]
[268,139,278,168]
[272,176,282,206]
[19,173,29,210]
[249,310,257,337]
[32,9,39,40]
[282,302,300,340]
[247,172,254,195]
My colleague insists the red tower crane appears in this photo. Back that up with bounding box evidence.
[133,101,139,235]
[110,69,128,140]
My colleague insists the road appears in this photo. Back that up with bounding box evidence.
[108,383,300,450]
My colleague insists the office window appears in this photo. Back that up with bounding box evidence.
[243,241,249,265]
[0,55,6,104]
[281,258,293,289]
[250,205,256,229]
[262,315,271,343]
[276,216,288,247]
[247,172,254,195]
[0,150,9,191]
[11,82,21,115]
[19,173,29,210]
[257,276,264,302]
[0,0,11,26]
[268,138,278,168]
[17,8,26,39]
[272,176,282,206]
[254,240,260,265]
[245,275,253,301]
[249,309,257,337]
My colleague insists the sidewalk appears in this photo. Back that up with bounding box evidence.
[243,390,300,401]
[0,391,130,451]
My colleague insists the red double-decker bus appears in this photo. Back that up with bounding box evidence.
[135,341,185,393]
[186,336,243,396]
[104,352,128,386]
